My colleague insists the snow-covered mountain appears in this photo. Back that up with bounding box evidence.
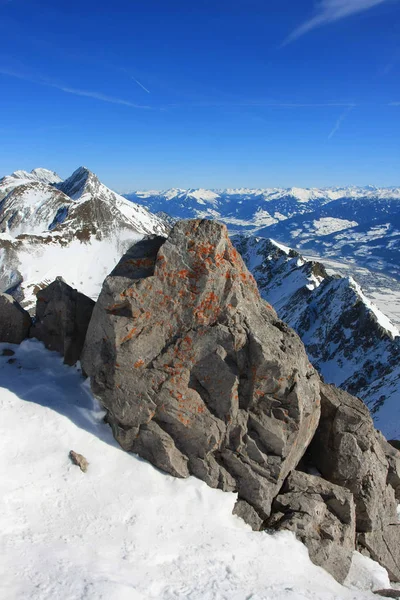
[233,235,400,439]
[0,183,73,236]
[0,167,169,310]
[0,168,62,201]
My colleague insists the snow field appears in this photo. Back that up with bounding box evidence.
[0,340,389,600]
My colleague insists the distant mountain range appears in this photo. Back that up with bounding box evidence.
[125,186,400,280]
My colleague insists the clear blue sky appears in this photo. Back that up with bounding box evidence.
[0,0,399,190]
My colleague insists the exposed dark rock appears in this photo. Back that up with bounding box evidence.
[389,440,400,451]
[267,470,356,583]
[358,527,400,584]
[377,432,400,502]
[374,589,400,598]
[82,219,321,519]
[1,348,15,356]
[309,382,400,581]
[69,450,89,473]
[0,293,31,344]
[233,499,264,531]
[31,278,95,366]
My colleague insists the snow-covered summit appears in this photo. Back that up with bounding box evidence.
[0,168,62,201]
[56,166,96,201]
[56,166,169,237]
[7,168,62,185]
[30,168,62,184]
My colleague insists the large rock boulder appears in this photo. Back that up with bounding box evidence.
[0,293,31,344]
[267,470,356,583]
[82,220,321,519]
[308,382,400,581]
[30,278,95,366]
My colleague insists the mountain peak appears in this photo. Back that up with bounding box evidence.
[3,168,62,186]
[57,166,99,200]
[30,168,62,184]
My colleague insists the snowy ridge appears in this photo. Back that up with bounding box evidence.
[128,185,400,204]
[57,166,168,236]
[0,168,62,201]
[233,234,400,439]
[0,339,390,599]
[0,183,73,236]
[349,277,399,339]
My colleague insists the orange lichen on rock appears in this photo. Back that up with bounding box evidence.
[126,257,155,269]
[120,327,137,344]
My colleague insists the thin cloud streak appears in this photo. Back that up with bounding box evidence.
[0,66,152,109]
[133,77,150,94]
[57,85,151,108]
[0,68,359,112]
[166,101,357,109]
[328,105,354,139]
[283,0,389,46]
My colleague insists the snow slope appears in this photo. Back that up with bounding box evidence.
[303,254,400,330]
[0,339,387,600]
[0,231,143,309]
[0,183,72,236]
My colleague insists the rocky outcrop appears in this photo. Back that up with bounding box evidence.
[267,470,356,583]
[308,383,400,581]
[81,219,400,584]
[82,219,321,519]
[31,278,95,365]
[0,293,31,343]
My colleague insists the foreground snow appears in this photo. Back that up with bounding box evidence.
[4,231,143,310]
[0,341,389,600]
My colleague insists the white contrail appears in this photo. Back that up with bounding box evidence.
[166,101,357,109]
[328,105,354,139]
[133,77,150,94]
[58,85,151,108]
[283,0,390,45]
[0,67,152,109]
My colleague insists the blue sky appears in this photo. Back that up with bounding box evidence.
[0,0,399,190]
